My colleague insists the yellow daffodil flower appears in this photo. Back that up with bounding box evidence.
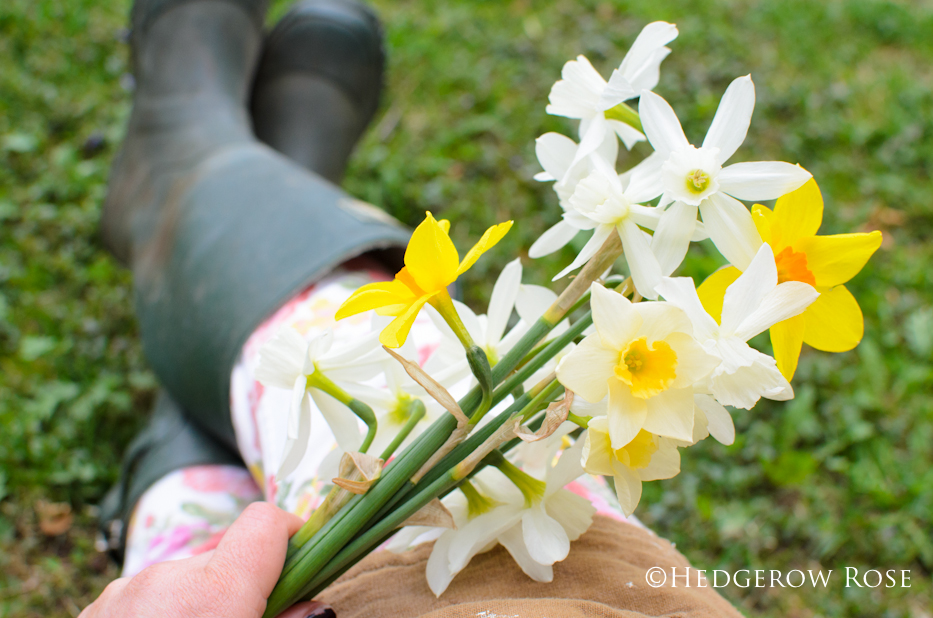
[697,179,882,379]
[336,212,513,348]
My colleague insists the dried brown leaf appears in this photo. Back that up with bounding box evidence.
[383,346,468,426]
[401,498,456,529]
[515,390,574,443]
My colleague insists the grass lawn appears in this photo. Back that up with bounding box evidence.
[1,0,931,615]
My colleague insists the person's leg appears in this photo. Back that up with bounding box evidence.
[102,0,405,565]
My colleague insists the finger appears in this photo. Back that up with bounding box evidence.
[78,577,130,617]
[206,502,303,601]
[276,600,336,618]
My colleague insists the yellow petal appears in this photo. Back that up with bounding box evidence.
[802,285,864,352]
[795,230,882,288]
[379,294,431,348]
[336,280,414,320]
[771,177,823,247]
[438,219,451,234]
[405,212,460,294]
[770,313,806,380]
[696,266,742,324]
[456,221,513,277]
[751,203,775,246]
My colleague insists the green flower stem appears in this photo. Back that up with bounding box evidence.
[466,345,493,423]
[603,101,643,133]
[307,371,377,454]
[379,398,427,461]
[490,455,546,506]
[430,290,475,351]
[270,415,459,615]
[567,412,592,428]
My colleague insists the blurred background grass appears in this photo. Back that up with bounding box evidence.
[1,0,931,616]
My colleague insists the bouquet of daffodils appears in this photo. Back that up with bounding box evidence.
[260,22,882,616]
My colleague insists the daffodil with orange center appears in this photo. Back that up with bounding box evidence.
[336,212,513,348]
[697,179,882,379]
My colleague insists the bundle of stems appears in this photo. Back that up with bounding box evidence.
[261,234,624,617]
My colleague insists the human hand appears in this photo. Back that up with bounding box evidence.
[80,502,334,618]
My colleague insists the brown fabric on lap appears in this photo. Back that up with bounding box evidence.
[318,515,744,617]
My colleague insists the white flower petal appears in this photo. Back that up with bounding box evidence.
[639,90,690,156]
[699,192,763,270]
[529,220,578,258]
[638,438,681,481]
[277,388,312,480]
[535,132,578,181]
[607,381,649,448]
[618,219,663,300]
[516,284,558,324]
[718,161,813,201]
[570,116,611,168]
[649,201,698,276]
[702,75,755,164]
[609,120,646,150]
[546,55,606,119]
[522,505,570,565]
[545,436,586,491]
[555,335,617,403]
[617,22,678,92]
[665,332,718,387]
[655,276,719,340]
[552,224,613,281]
[487,259,522,345]
[255,327,307,389]
[632,301,692,344]
[642,387,695,442]
[610,463,643,516]
[544,489,596,541]
[720,243,778,336]
[693,394,735,444]
[733,281,819,342]
[426,532,457,597]
[709,354,791,410]
[497,525,554,582]
[311,390,362,451]
[590,282,643,349]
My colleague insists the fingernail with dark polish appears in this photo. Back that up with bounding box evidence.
[306,607,335,618]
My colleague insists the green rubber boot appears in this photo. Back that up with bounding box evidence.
[102,0,408,451]
[99,0,408,559]
[251,0,386,183]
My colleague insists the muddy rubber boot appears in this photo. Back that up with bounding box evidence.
[98,389,242,563]
[101,0,408,452]
[250,0,385,183]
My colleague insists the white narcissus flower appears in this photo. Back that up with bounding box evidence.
[638,76,812,273]
[534,154,706,298]
[556,283,718,447]
[392,440,594,597]
[656,244,819,409]
[581,419,681,516]
[255,326,386,478]
[547,22,679,163]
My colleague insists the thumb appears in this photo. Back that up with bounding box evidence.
[207,502,304,602]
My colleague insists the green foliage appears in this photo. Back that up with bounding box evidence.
[1,0,931,615]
